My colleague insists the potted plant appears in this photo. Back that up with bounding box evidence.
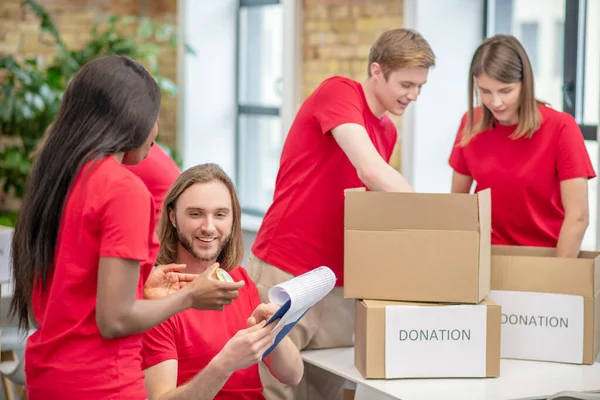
[0,0,190,226]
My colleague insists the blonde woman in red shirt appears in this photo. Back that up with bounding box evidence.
[449,35,595,256]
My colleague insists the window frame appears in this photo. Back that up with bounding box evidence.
[483,0,597,140]
[235,0,282,217]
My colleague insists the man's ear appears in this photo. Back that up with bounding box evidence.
[169,208,176,228]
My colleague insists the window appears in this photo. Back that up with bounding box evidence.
[554,21,564,77]
[487,0,565,111]
[583,0,599,126]
[485,0,599,249]
[236,0,283,215]
[519,22,539,72]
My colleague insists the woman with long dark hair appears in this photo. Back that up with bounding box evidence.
[10,55,244,400]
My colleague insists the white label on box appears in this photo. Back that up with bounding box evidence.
[0,228,13,283]
[488,290,584,364]
[384,304,487,378]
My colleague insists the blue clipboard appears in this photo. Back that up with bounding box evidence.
[262,299,310,358]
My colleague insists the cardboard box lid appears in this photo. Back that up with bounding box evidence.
[361,298,498,309]
[345,188,491,232]
[491,245,600,297]
[492,245,600,260]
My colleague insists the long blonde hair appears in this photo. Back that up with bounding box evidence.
[156,163,244,271]
[461,34,543,146]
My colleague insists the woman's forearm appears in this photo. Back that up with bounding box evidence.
[97,288,191,338]
[556,215,588,258]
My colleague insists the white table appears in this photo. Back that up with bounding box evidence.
[301,347,600,400]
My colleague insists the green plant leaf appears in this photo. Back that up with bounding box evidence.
[155,24,174,41]
[137,18,154,39]
[0,212,18,228]
[184,42,196,55]
[2,149,22,169]
[121,16,137,27]
[156,77,177,96]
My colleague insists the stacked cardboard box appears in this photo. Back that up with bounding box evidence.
[489,245,600,365]
[343,188,501,379]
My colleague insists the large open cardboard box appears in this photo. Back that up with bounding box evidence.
[354,298,501,379]
[344,189,491,304]
[490,245,600,364]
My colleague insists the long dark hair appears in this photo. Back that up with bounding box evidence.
[10,55,161,331]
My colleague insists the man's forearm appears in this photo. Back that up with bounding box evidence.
[263,337,303,386]
[158,357,232,400]
[360,161,414,192]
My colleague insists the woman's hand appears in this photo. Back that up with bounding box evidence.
[144,264,198,300]
[184,263,245,311]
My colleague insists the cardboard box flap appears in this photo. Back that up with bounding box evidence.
[492,245,600,296]
[345,189,490,231]
[492,245,600,260]
[362,298,498,308]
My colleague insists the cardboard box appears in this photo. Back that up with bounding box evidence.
[354,298,500,379]
[490,245,600,364]
[0,226,13,283]
[344,189,491,304]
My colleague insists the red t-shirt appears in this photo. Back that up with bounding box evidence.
[125,145,181,220]
[26,156,159,400]
[142,267,264,399]
[251,76,397,285]
[449,104,596,247]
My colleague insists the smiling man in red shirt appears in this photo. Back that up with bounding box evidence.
[142,164,303,400]
[248,28,436,400]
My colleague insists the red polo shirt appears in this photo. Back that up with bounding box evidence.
[125,144,181,220]
[25,156,158,400]
[449,104,596,247]
[142,267,264,399]
[251,76,398,285]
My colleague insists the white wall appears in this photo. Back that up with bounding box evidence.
[178,0,238,179]
[402,0,484,193]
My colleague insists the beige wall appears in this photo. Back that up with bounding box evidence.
[302,0,404,170]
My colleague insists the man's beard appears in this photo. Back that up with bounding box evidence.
[177,227,231,262]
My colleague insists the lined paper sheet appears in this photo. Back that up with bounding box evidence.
[261,267,336,357]
[268,266,337,329]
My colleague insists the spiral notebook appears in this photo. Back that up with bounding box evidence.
[262,266,336,357]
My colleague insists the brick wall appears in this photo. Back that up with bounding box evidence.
[302,0,404,170]
[0,0,178,149]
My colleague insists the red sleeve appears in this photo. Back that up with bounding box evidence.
[382,117,399,163]
[448,113,471,176]
[235,267,262,311]
[313,78,366,135]
[142,318,178,370]
[99,175,154,261]
[126,145,181,220]
[556,114,597,181]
